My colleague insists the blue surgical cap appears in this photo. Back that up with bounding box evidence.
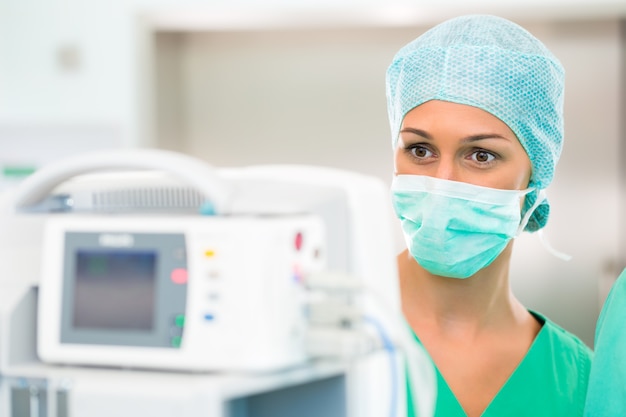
[386,15,565,231]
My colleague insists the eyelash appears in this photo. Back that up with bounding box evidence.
[406,144,433,160]
[469,148,498,164]
[405,144,500,166]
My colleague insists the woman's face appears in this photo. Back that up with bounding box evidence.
[394,100,532,191]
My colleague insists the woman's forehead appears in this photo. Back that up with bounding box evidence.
[401,100,518,139]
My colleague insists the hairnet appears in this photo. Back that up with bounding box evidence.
[386,15,564,231]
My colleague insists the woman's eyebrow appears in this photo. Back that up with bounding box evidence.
[399,128,433,139]
[401,128,514,143]
[462,134,513,143]
[400,128,512,143]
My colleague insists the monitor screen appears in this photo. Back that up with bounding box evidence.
[73,250,157,331]
[59,231,187,348]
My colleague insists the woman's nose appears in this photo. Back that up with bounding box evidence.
[433,158,458,181]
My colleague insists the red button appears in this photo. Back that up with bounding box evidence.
[171,268,188,285]
[295,232,303,251]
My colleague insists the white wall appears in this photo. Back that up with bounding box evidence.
[155,27,409,181]
[0,1,132,127]
[1,0,625,144]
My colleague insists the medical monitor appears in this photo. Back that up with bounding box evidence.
[37,214,324,371]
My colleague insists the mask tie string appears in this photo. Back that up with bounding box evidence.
[538,229,572,261]
[517,189,572,261]
[516,188,542,236]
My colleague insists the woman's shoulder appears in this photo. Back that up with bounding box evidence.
[530,310,593,372]
[484,311,593,417]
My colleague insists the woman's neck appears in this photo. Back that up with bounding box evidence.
[399,242,528,338]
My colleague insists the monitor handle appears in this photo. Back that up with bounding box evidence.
[12,148,232,214]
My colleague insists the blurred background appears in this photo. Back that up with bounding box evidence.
[1,0,625,347]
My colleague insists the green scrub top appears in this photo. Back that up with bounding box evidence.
[407,311,592,417]
[584,269,626,416]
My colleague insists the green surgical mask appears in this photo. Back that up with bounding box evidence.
[391,175,543,278]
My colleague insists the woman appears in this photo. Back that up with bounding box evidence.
[386,15,593,416]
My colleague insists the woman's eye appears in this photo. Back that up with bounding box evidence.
[410,145,433,159]
[471,150,496,163]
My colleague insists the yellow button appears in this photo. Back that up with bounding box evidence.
[204,249,216,258]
